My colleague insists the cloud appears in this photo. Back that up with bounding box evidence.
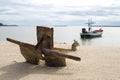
[0,0,120,26]
[9,0,115,7]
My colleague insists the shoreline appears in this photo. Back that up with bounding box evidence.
[0,41,120,80]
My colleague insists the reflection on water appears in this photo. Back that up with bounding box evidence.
[81,38,92,46]
[81,37,102,46]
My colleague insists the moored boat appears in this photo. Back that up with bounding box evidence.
[80,19,103,38]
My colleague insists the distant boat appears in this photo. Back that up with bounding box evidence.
[80,19,103,38]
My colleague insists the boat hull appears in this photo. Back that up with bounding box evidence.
[80,32,103,38]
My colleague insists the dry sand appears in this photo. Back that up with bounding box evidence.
[0,41,120,80]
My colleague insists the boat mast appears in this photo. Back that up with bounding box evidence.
[86,19,94,32]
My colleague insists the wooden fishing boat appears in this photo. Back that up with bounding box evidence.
[80,28,103,38]
[80,19,103,38]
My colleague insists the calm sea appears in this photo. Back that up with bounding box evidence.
[0,26,120,46]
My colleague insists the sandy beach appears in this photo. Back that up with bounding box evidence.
[0,41,120,80]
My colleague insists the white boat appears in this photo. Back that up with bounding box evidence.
[80,19,103,38]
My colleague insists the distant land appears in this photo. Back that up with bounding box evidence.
[52,25,120,27]
[0,23,18,26]
[53,25,67,27]
[93,25,120,27]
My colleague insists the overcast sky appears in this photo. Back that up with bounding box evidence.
[0,0,120,26]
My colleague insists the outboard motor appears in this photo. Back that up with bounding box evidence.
[82,28,87,33]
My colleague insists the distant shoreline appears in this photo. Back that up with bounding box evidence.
[93,25,120,27]
[0,25,18,27]
[0,25,120,27]
[0,25,18,26]
[0,23,18,26]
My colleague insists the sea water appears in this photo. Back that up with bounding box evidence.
[0,26,120,46]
